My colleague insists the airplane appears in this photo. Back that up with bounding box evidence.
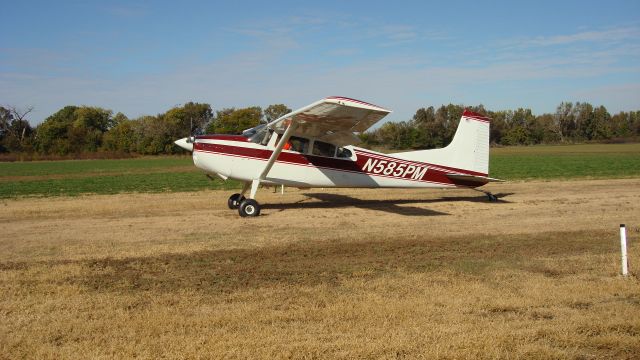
[175,96,503,217]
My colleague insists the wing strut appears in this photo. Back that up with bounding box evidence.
[248,121,298,199]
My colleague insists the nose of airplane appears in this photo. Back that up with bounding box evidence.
[174,137,193,152]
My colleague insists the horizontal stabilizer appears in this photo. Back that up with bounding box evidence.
[446,174,505,187]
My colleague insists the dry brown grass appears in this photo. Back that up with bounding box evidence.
[1,179,640,359]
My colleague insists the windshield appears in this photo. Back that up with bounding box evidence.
[242,124,271,144]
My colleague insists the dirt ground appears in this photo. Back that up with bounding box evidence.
[1,179,639,358]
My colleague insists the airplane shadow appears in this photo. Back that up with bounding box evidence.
[261,192,514,217]
[438,192,514,204]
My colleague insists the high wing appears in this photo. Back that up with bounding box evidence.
[248,96,391,200]
[268,96,391,146]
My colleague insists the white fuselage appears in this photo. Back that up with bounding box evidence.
[191,136,476,189]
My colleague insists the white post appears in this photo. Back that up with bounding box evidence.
[280,184,284,195]
[620,224,628,277]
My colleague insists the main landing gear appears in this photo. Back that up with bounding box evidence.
[238,199,260,217]
[227,193,262,217]
[227,194,260,217]
[227,182,262,217]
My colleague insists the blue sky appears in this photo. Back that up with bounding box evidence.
[2,0,639,125]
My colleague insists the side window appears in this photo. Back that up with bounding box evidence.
[337,147,352,159]
[312,141,336,157]
[289,136,309,153]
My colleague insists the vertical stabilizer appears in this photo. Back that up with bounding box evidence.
[394,110,491,175]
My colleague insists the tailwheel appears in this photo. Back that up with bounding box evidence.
[227,193,245,209]
[238,199,261,217]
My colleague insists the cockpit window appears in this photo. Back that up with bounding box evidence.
[242,124,265,138]
[337,147,352,158]
[243,124,272,145]
[312,141,336,157]
[288,136,309,153]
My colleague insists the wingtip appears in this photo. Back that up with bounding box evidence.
[325,96,390,112]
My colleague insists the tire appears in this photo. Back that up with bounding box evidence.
[238,199,260,217]
[227,193,245,209]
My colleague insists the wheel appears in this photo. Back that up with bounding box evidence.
[487,193,498,202]
[238,199,260,217]
[227,193,245,209]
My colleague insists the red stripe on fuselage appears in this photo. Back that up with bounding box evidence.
[193,141,484,187]
[194,142,362,172]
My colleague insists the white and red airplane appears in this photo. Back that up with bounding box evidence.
[175,96,502,217]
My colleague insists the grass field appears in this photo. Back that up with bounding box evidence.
[0,156,241,198]
[490,143,640,180]
[1,143,640,198]
[1,179,639,358]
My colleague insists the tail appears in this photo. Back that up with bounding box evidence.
[394,109,492,176]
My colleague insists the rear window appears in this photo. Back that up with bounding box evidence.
[337,147,352,158]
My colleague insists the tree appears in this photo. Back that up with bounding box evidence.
[112,112,129,126]
[2,118,34,152]
[36,106,113,154]
[488,110,508,145]
[531,114,560,144]
[0,106,14,152]
[0,106,35,152]
[374,121,417,149]
[207,107,262,134]
[553,102,576,142]
[1,105,36,153]
[71,106,114,152]
[102,118,138,153]
[502,125,530,145]
[502,108,536,145]
[163,102,214,137]
[588,106,612,140]
[573,102,594,140]
[610,111,640,138]
[412,106,444,149]
[134,115,177,155]
[264,104,291,123]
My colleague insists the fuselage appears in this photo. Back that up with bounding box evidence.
[190,134,487,189]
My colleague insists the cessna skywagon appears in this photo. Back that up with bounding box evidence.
[175,96,502,217]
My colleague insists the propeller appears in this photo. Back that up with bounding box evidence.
[186,117,195,143]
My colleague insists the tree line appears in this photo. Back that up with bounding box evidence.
[1,101,639,158]
[0,103,291,157]
[360,103,640,150]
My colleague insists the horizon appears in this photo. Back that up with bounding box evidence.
[2,0,639,125]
